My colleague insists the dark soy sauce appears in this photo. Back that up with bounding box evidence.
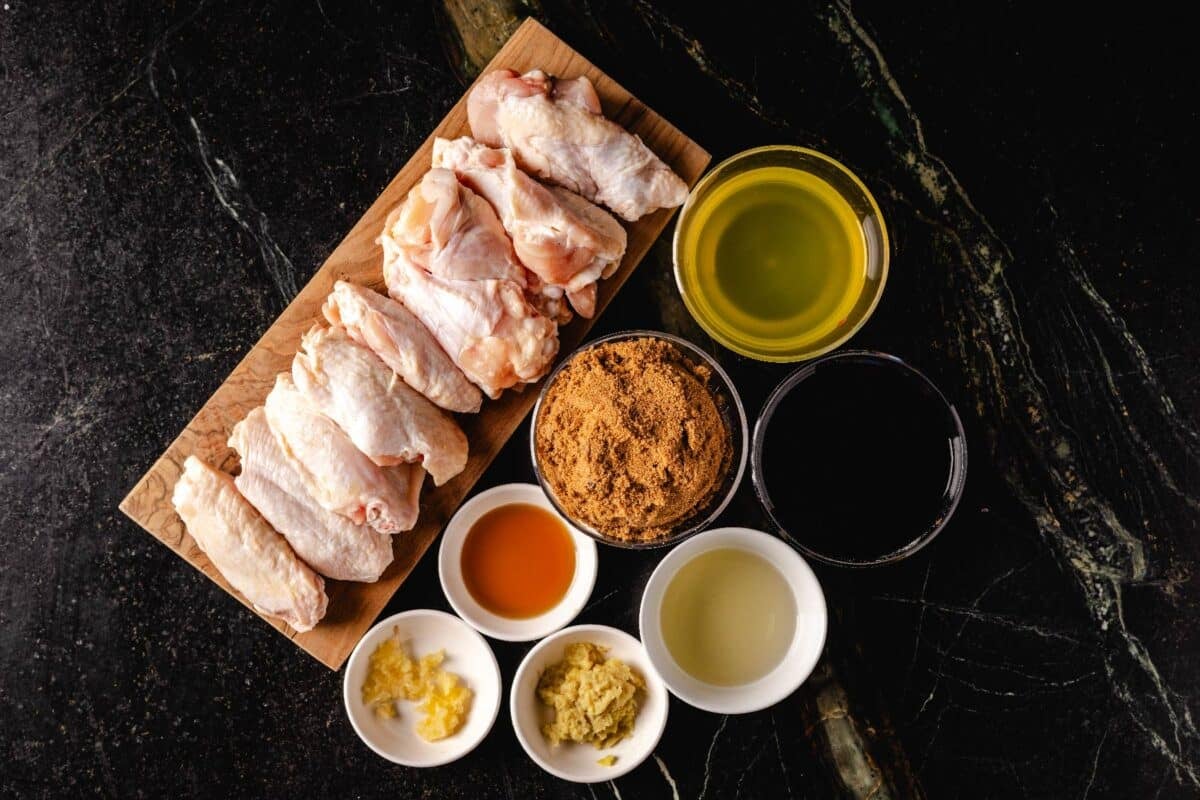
[759,356,961,563]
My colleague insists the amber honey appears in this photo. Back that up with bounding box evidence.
[461,503,575,618]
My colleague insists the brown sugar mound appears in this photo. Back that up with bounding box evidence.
[534,337,732,542]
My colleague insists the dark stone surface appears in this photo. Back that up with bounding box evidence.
[1,1,1196,797]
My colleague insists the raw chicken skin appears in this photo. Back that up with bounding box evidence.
[468,69,689,221]
[381,169,558,399]
[264,373,423,534]
[229,407,393,582]
[432,136,627,318]
[322,281,482,414]
[171,455,328,632]
[391,168,527,285]
[292,324,469,487]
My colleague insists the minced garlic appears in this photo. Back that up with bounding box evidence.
[361,632,472,741]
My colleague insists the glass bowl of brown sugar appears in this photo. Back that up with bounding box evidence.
[530,330,748,550]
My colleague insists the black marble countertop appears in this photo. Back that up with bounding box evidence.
[2,2,1196,797]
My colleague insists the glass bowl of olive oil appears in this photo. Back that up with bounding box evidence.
[673,145,889,362]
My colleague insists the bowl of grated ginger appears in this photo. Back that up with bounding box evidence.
[510,624,669,783]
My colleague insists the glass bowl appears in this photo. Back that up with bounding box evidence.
[673,145,889,362]
[530,330,748,549]
[751,350,968,567]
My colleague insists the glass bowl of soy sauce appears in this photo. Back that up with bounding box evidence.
[751,351,967,567]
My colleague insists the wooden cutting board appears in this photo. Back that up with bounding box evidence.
[119,18,710,669]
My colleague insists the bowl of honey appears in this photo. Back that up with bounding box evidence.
[673,145,889,362]
[438,483,598,642]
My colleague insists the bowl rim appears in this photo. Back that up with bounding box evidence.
[528,329,749,550]
[750,349,969,567]
[638,526,828,714]
[671,144,891,363]
[341,608,502,767]
[508,623,669,783]
[437,482,599,641]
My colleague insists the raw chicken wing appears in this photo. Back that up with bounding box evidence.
[264,373,423,534]
[390,168,527,285]
[292,324,468,487]
[468,69,688,221]
[172,455,328,631]
[230,407,394,582]
[323,281,482,414]
[433,136,627,318]
[381,169,558,398]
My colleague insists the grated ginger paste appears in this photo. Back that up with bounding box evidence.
[361,631,472,741]
[537,642,643,749]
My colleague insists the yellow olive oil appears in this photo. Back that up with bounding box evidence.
[678,166,867,351]
[660,548,797,686]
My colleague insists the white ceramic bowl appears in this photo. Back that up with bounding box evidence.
[342,609,502,767]
[510,625,669,783]
[439,483,598,642]
[639,527,827,714]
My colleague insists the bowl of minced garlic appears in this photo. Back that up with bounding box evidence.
[343,609,502,767]
[361,636,472,742]
[532,331,748,548]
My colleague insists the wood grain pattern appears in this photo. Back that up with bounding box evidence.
[118,18,710,670]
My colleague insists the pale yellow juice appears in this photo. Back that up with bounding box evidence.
[676,166,867,352]
[659,548,797,686]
